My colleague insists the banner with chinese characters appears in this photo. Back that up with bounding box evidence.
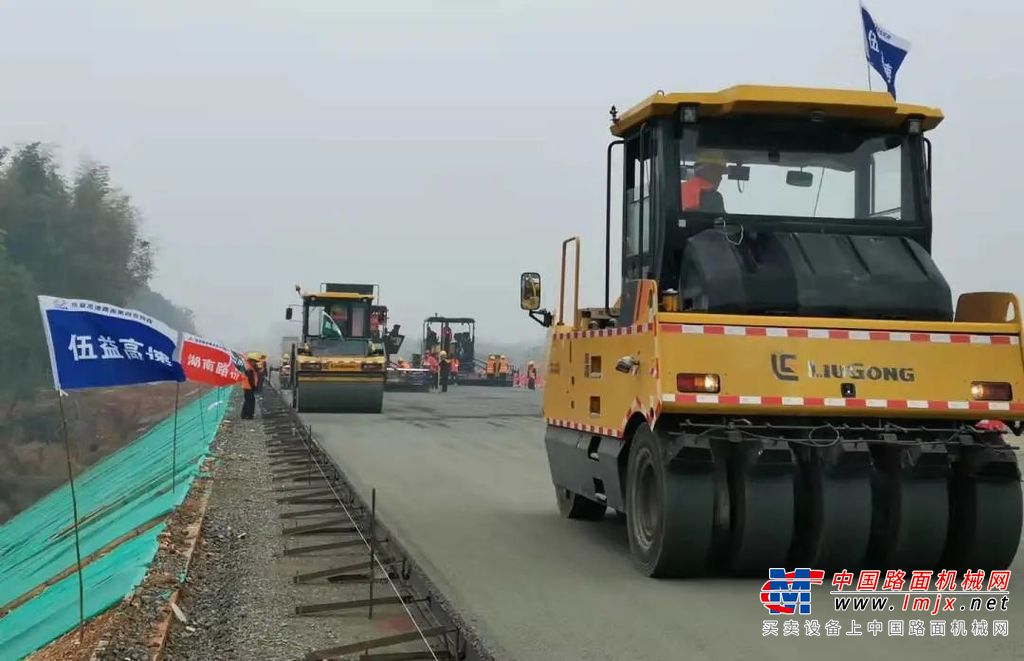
[180,333,245,387]
[37,295,185,391]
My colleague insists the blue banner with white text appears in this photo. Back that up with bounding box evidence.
[861,3,910,98]
[38,295,185,391]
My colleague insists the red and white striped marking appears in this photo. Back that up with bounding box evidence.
[545,418,623,438]
[662,392,1024,412]
[659,323,1019,345]
[552,322,654,341]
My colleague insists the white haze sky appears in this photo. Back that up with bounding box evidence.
[1,1,1021,353]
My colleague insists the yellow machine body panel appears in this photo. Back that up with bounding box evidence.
[655,313,1024,420]
[542,322,659,438]
[294,354,385,380]
[541,287,1024,436]
[611,85,944,137]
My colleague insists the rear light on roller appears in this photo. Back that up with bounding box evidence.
[971,381,1013,401]
[361,362,383,372]
[677,373,720,393]
[304,362,322,371]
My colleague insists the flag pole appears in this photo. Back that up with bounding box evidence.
[56,390,85,641]
[172,382,180,494]
[198,387,206,439]
[859,2,873,91]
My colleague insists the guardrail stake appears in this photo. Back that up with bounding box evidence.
[369,487,377,618]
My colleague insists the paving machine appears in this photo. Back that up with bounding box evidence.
[422,316,513,386]
[520,85,1023,578]
[286,283,403,413]
[385,357,432,392]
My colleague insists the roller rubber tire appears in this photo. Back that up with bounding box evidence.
[790,448,872,572]
[626,425,713,577]
[728,443,795,576]
[869,467,948,570]
[944,476,1022,570]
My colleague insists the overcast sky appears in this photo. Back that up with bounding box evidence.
[1,0,1021,353]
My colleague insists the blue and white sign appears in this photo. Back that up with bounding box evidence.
[38,295,185,391]
[861,3,911,98]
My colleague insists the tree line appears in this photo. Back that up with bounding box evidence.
[0,143,196,401]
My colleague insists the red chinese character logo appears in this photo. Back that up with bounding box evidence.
[882,569,907,592]
[987,570,1011,592]
[857,570,880,591]
[962,570,986,592]
[908,571,933,592]
[832,570,854,591]
[935,570,958,592]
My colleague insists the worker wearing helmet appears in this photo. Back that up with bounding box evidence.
[439,350,451,393]
[240,357,260,420]
[682,149,728,212]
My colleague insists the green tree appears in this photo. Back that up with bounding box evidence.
[0,230,47,397]
[0,144,197,398]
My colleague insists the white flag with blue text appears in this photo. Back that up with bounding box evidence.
[861,3,910,98]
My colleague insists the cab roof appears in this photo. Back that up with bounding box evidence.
[610,85,944,137]
[425,316,475,324]
[302,291,374,301]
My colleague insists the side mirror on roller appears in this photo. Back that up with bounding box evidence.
[520,272,542,311]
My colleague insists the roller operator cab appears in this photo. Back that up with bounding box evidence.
[286,283,404,413]
[520,85,1023,578]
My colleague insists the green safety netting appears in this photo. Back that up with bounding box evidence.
[0,386,233,660]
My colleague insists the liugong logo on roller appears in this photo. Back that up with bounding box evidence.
[771,353,915,383]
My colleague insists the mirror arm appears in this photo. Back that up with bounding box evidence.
[528,308,553,328]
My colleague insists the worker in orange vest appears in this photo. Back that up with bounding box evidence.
[526,361,537,390]
[450,355,460,383]
[498,355,510,379]
[425,352,439,390]
[682,149,727,212]
[241,358,259,419]
[485,355,497,378]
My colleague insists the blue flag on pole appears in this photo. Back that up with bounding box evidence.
[860,3,911,98]
[38,295,185,391]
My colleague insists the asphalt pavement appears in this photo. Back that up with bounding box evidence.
[303,387,1024,661]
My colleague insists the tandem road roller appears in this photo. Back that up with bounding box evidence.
[520,85,1023,578]
[286,283,403,413]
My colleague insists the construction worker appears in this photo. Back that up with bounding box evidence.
[682,149,728,212]
[426,352,439,390]
[441,325,453,352]
[485,355,497,379]
[527,361,537,390]
[241,358,259,419]
[256,355,267,391]
[498,355,510,381]
[396,356,411,369]
[449,355,460,383]
[439,350,451,393]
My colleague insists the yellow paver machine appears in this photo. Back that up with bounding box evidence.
[285,283,403,413]
[520,85,1022,577]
